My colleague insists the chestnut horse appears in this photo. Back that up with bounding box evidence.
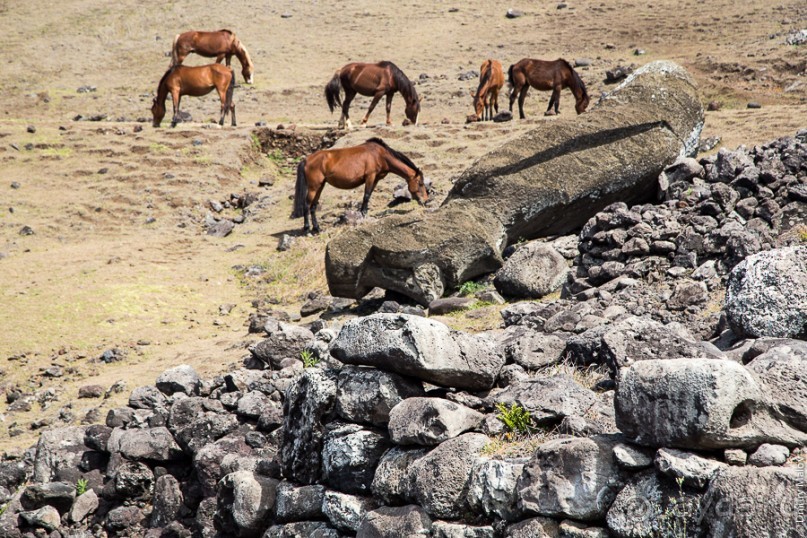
[508,58,590,119]
[325,61,421,129]
[171,29,254,84]
[468,59,504,121]
[151,64,236,128]
[291,138,427,234]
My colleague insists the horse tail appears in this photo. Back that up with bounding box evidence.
[507,64,515,90]
[291,158,308,219]
[170,34,180,66]
[325,71,342,113]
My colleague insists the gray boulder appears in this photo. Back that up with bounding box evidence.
[491,375,597,425]
[357,505,432,538]
[113,461,154,499]
[371,446,428,505]
[274,482,325,523]
[747,443,789,467]
[330,314,504,391]
[264,521,340,537]
[21,482,75,514]
[151,474,183,528]
[517,435,625,521]
[129,385,168,410]
[615,359,807,448]
[68,489,98,523]
[654,448,725,489]
[280,369,338,484]
[325,61,704,305]
[106,505,144,532]
[335,366,425,427]
[432,521,496,537]
[155,364,201,395]
[322,491,377,533]
[410,433,490,519]
[321,424,390,494]
[504,517,560,537]
[33,427,91,484]
[194,432,255,497]
[388,397,483,446]
[494,242,569,299]
[559,520,609,538]
[467,458,526,521]
[725,246,807,338]
[566,316,723,374]
[499,327,567,369]
[19,505,61,531]
[746,342,807,432]
[702,466,802,537]
[216,471,278,537]
[612,443,653,470]
[168,397,239,455]
[107,426,184,462]
[251,319,314,368]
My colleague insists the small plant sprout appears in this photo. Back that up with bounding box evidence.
[300,348,320,368]
[76,478,89,496]
[495,402,533,436]
[458,280,486,296]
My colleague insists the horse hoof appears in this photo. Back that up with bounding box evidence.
[544,111,556,117]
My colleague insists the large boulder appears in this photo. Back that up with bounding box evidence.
[467,458,526,522]
[388,397,484,446]
[251,319,314,368]
[701,466,803,537]
[321,424,390,494]
[615,359,807,449]
[335,366,425,427]
[280,369,338,484]
[107,427,184,462]
[168,397,239,455]
[357,505,433,538]
[274,482,325,523]
[745,342,807,433]
[490,375,597,425]
[493,242,569,299]
[410,433,490,519]
[725,246,807,338]
[325,61,703,304]
[371,447,428,505]
[517,435,625,521]
[32,427,91,484]
[330,314,504,391]
[216,471,279,538]
[155,364,201,395]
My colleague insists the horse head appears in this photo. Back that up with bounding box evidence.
[408,171,429,206]
[575,94,590,114]
[470,90,484,119]
[242,63,254,85]
[405,95,421,126]
[151,97,166,127]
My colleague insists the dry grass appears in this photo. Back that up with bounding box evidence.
[537,359,610,390]
[481,427,565,459]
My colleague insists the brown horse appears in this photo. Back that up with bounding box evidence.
[291,138,428,234]
[151,64,236,128]
[325,62,421,129]
[468,59,505,122]
[508,58,590,119]
[171,29,254,84]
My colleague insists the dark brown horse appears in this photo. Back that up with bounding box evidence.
[151,64,236,128]
[325,62,421,129]
[291,138,427,234]
[508,58,590,119]
[171,29,254,84]
[468,59,505,122]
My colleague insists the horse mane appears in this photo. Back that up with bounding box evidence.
[476,60,493,95]
[217,29,234,35]
[380,61,418,105]
[366,137,422,175]
[156,66,176,94]
[561,59,588,98]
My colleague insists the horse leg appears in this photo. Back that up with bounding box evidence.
[360,175,376,216]
[361,92,384,126]
[340,89,356,130]
[230,103,236,127]
[384,93,394,126]
[170,92,181,128]
[225,54,232,66]
[517,86,529,119]
[216,54,225,64]
[310,183,326,234]
[545,86,561,116]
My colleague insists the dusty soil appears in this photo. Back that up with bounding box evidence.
[0,0,805,451]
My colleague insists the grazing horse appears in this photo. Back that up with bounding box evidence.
[291,138,428,234]
[324,61,421,129]
[171,29,254,84]
[468,59,505,122]
[508,58,590,119]
[151,64,236,128]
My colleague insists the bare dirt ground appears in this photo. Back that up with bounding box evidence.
[0,0,805,451]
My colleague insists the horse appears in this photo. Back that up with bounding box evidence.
[291,138,428,234]
[151,64,236,128]
[324,61,421,129]
[171,29,254,84]
[468,59,505,122]
[507,58,590,119]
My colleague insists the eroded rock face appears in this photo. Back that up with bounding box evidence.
[388,398,484,446]
[321,424,390,494]
[335,366,425,427]
[467,458,527,522]
[491,376,597,426]
[517,436,625,521]
[725,246,807,338]
[325,61,703,304]
[702,466,803,537]
[357,505,433,538]
[493,242,570,299]
[330,314,504,391]
[615,359,807,449]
